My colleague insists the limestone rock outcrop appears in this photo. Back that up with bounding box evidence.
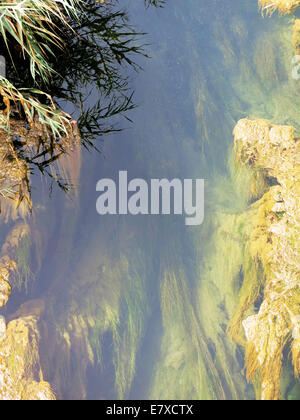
[0,300,55,400]
[0,276,10,308]
[230,118,300,400]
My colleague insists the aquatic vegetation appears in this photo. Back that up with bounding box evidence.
[253,37,280,89]
[150,264,247,400]
[144,0,165,7]
[14,234,34,293]
[150,268,220,399]
[293,19,300,54]
[0,222,33,309]
[36,243,151,399]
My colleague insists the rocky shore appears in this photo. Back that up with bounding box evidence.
[0,300,55,400]
[229,118,300,400]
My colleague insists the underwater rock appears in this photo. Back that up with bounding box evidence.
[292,315,300,340]
[0,127,31,222]
[242,315,258,343]
[259,0,300,15]
[0,299,55,400]
[0,276,11,307]
[230,118,300,400]
[0,112,81,222]
[11,299,45,320]
[0,316,6,342]
[0,223,32,303]
[0,223,34,293]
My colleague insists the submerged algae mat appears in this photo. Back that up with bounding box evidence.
[1,0,299,400]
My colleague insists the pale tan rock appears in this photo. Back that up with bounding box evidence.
[0,316,6,342]
[0,279,11,308]
[0,300,55,400]
[269,125,294,145]
[232,118,300,400]
[242,315,258,343]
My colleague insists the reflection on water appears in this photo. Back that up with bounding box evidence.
[1,0,300,400]
[1,0,146,191]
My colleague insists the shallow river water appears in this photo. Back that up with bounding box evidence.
[2,0,300,400]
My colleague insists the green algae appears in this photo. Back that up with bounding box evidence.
[149,264,225,400]
[287,382,300,400]
[14,235,34,293]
